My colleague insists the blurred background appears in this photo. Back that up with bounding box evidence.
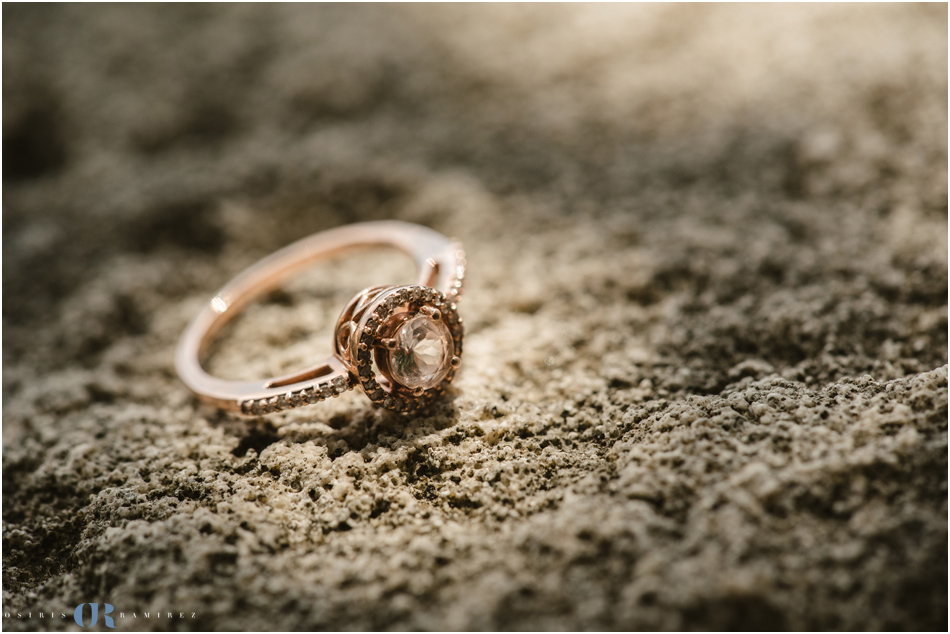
[4,4,947,374]
[3,4,947,631]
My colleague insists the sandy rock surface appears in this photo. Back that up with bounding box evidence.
[3,5,947,630]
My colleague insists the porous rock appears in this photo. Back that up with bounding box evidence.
[2,5,947,630]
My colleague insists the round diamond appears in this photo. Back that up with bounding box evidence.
[389,315,454,390]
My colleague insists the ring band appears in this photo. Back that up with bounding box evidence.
[175,221,466,415]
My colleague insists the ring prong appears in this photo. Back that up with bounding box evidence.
[380,338,398,350]
[450,356,461,369]
[412,387,425,397]
[420,306,441,320]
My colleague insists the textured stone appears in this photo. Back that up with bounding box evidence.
[1,4,947,632]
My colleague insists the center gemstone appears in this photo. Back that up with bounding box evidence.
[389,315,454,390]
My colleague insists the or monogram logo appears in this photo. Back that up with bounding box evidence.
[73,603,115,628]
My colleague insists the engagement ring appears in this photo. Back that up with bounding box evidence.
[175,221,465,415]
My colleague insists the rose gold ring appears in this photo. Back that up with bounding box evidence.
[175,221,465,415]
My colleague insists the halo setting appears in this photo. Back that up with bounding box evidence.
[334,284,464,412]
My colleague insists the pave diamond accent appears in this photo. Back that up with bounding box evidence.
[389,315,454,390]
